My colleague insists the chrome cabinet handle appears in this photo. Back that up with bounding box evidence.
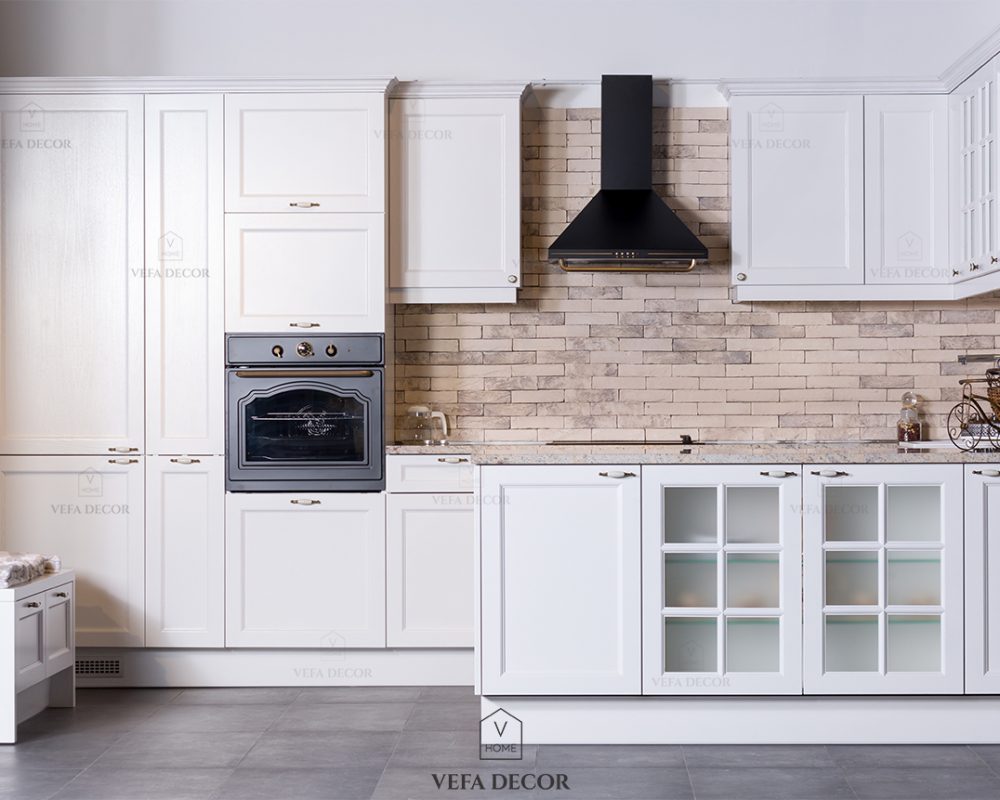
[289,201,320,208]
[24,601,40,608]
[53,592,68,598]
[810,470,849,478]
[290,499,321,506]
[108,458,139,465]
[760,470,797,478]
[973,469,1000,477]
[289,322,320,328]
[108,446,138,453]
[169,457,201,465]
[437,457,469,464]
[598,471,636,479]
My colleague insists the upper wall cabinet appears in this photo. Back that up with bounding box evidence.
[388,84,524,304]
[224,92,387,213]
[0,95,144,454]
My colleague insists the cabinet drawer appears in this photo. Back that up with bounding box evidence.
[387,455,473,493]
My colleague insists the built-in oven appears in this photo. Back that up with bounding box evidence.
[226,333,384,491]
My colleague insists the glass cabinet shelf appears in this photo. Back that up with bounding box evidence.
[825,552,879,606]
[886,552,941,606]
[664,554,717,608]
[726,554,779,608]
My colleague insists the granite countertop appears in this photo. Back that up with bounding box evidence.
[386,441,1000,464]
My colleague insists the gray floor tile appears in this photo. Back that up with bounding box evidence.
[0,768,81,800]
[93,731,261,768]
[295,686,423,704]
[171,687,302,705]
[537,744,684,768]
[16,705,160,735]
[525,767,692,799]
[404,700,481,731]
[971,744,1000,772]
[373,767,570,799]
[76,689,181,706]
[217,767,384,800]
[0,730,124,770]
[240,730,399,769]
[49,767,233,800]
[846,766,1000,799]
[688,767,854,799]
[419,685,478,702]
[135,704,285,733]
[274,701,415,732]
[388,730,537,768]
[682,745,836,768]
[828,744,983,768]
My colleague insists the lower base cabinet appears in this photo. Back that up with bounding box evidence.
[225,492,386,648]
[965,465,1000,692]
[480,465,641,695]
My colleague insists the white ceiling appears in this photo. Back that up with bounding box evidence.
[0,0,997,81]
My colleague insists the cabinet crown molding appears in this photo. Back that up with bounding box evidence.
[0,76,397,94]
[391,81,528,99]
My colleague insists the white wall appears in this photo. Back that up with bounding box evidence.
[0,0,997,81]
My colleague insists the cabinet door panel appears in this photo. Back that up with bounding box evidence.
[0,96,143,453]
[225,492,385,647]
[145,95,224,455]
[146,456,224,648]
[387,493,474,647]
[225,93,385,213]
[731,95,863,285]
[15,596,45,691]
[966,466,1000,692]
[45,582,74,675]
[225,214,385,332]
[480,465,641,695]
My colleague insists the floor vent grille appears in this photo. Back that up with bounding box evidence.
[75,658,122,677]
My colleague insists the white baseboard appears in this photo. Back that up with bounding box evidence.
[77,648,474,688]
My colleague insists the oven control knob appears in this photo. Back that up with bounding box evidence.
[271,345,284,358]
[296,341,314,358]
[325,344,338,357]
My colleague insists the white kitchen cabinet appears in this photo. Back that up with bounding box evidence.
[225,213,385,332]
[145,95,224,455]
[0,95,144,454]
[44,581,74,675]
[641,466,802,695]
[803,464,963,694]
[864,95,949,285]
[224,92,386,213]
[965,465,1000,692]
[950,55,1000,289]
[14,594,45,692]
[146,456,224,648]
[225,492,386,648]
[0,456,144,647]
[386,454,474,493]
[389,86,523,303]
[731,95,864,286]
[480,465,641,695]
[386,493,474,647]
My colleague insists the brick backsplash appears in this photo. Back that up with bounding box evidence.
[392,106,1000,443]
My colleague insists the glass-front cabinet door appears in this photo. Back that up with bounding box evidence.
[803,464,963,694]
[641,466,802,694]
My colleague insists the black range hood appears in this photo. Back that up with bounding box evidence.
[547,75,708,272]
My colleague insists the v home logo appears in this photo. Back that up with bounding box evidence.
[480,708,522,760]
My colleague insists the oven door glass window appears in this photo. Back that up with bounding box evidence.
[243,387,368,464]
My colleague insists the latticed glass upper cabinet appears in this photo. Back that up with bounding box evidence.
[641,466,803,694]
[802,464,964,694]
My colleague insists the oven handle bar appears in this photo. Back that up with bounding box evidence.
[233,370,376,379]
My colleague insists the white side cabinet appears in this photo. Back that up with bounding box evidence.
[641,466,802,695]
[225,213,385,332]
[145,94,225,455]
[146,456,224,648]
[389,86,523,303]
[803,464,964,694]
[965,465,1000,692]
[0,95,144,454]
[224,91,387,213]
[480,465,641,695]
[0,457,144,647]
[225,492,386,648]
[731,94,864,287]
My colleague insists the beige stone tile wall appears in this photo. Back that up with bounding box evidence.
[392,106,1000,443]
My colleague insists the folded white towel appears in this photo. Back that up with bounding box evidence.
[0,551,62,589]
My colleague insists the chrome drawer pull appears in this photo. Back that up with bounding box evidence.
[289,322,320,328]
[108,458,139,465]
[973,469,1000,477]
[169,457,201,465]
[760,470,797,478]
[289,201,320,208]
[290,499,321,506]
[108,446,138,453]
[810,470,849,478]
[53,592,68,598]
[24,601,40,608]
[598,471,636,479]
[437,457,469,464]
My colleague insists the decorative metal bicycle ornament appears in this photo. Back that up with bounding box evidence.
[947,363,1000,451]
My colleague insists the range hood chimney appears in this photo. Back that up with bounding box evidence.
[547,75,709,272]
